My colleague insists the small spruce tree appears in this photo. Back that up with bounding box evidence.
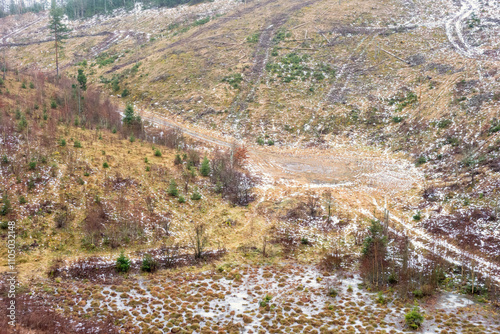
[116,252,131,273]
[168,179,178,197]
[200,157,210,176]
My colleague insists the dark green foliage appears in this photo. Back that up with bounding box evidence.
[405,306,424,330]
[122,104,141,126]
[376,292,387,304]
[77,69,87,91]
[200,157,210,176]
[29,82,35,89]
[413,289,424,298]
[131,62,141,74]
[360,219,388,287]
[222,73,243,89]
[247,33,260,43]
[111,77,120,92]
[257,137,265,146]
[116,252,131,273]
[389,92,418,112]
[301,237,309,245]
[168,179,178,197]
[154,149,162,157]
[141,254,158,273]
[60,139,66,147]
[74,140,82,148]
[4,1,44,16]
[392,116,403,123]
[27,178,35,190]
[388,273,398,285]
[467,13,480,28]
[28,160,37,170]
[413,211,422,221]
[21,82,26,89]
[49,6,71,76]
[178,195,185,203]
[416,156,427,166]
[447,137,460,146]
[193,17,210,26]
[273,29,291,42]
[103,162,109,168]
[96,53,119,68]
[437,119,452,129]
[489,119,500,133]
[129,134,135,142]
[17,115,27,131]
[0,194,11,216]
[174,154,182,165]
[51,100,57,109]
[1,155,8,164]
[259,294,273,307]
[327,288,338,297]
[61,0,200,20]
[121,88,130,97]
[266,53,335,83]
[191,189,202,201]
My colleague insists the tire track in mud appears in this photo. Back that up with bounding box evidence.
[1,16,45,44]
[319,34,374,108]
[106,0,279,74]
[139,109,421,191]
[445,0,481,58]
[444,0,499,60]
[228,0,320,132]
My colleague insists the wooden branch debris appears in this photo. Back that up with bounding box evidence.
[279,47,317,51]
[381,48,410,65]
[317,29,331,44]
[291,22,308,30]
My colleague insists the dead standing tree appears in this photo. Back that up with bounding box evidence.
[190,222,208,259]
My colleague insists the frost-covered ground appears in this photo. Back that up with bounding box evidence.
[44,264,500,333]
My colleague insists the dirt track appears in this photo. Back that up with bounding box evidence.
[140,109,422,193]
[141,109,500,283]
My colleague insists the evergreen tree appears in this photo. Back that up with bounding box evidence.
[168,179,178,197]
[116,252,131,273]
[123,104,140,125]
[77,68,87,91]
[200,157,210,176]
[361,219,388,288]
[48,6,71,77]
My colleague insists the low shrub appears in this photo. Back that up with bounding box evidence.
[405,306,424,330]
[191,190,202,201]
[141,254,158,273]
[116,252,131,273]
[259,294,273,307]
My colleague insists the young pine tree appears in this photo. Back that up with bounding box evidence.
[200,157,210,176]
[123,104,141,125]
[168,179,178,197]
